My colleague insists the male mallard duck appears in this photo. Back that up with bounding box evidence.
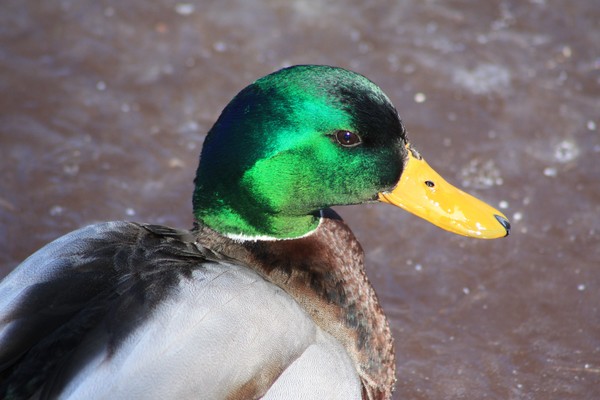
[0,65,509,399]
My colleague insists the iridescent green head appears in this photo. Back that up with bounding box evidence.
[193,65,407,239]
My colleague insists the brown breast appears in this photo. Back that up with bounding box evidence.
[193,209,396,399]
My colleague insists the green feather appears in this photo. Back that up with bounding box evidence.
[193,65,407,239]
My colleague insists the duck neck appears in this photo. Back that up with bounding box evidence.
[194,202,320,240]
[193,210,395,398]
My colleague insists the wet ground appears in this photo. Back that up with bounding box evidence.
[1,1,599,398]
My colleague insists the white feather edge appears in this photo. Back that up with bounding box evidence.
[223,210,325,242]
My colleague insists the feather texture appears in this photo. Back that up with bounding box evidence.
[0,221,363,399]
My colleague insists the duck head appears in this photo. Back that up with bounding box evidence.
[193,65,509,240]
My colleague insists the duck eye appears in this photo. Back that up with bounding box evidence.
[425,180,435,188]
[335,131,362,147]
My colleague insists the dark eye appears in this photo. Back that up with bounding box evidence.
[335,131,362,147]
[425,180,435,187]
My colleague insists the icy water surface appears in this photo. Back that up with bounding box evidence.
[1,1,599,399]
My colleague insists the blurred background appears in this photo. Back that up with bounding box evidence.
[1,1,598,398]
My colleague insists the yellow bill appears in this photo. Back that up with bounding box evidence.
[379,144,510,239]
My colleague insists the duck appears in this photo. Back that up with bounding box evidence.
[0,65,510,400]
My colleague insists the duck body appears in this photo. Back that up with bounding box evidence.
[0,65,509,399]
[0,214,389,399]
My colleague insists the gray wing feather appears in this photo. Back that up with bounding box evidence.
[0,221,206,398]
